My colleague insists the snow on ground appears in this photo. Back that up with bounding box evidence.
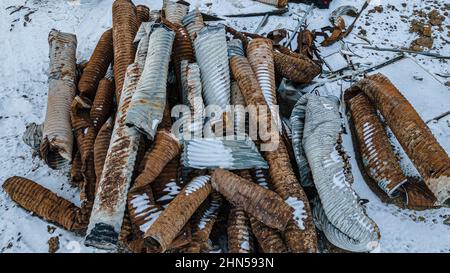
[0,0,449,253]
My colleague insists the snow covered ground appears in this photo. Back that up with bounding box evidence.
[0,0,449,253]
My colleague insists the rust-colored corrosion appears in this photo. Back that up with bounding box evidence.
[227,207,255,253]
[349,74,450,205]
[255,0,288,8]
[78,29,113,99]
[211,169,292,231]
[71,151,84,187]
[273,50,321,84]
[242,170,287,253]
[93,117,113,184]
[345,91,407,197]
[144,176,212,252]
[85,63,142,250]
[136,5,150,26]
[131,130,181,192]
[171,25,195,97]
[90,78,114,133]
[70,96,97,206]
[112,0,138,102]
[151,156,183,206]
[186,191,223,253]
[264,139,318,253]
[127,186,164,235]
[2,176,86,233]
[296,29,315,59]
[230,51,317,252]
[229,54,276,142]
[403,182,437,209]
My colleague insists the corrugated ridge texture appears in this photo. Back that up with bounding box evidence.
[346,92,407,197]
[144,175,212,252]
[125,24,175,139]
[112,0,138,102]
[194,25,231,109]
[230,52,317,252]
[211,169,292,231]
[41,29,77,169]
[90,78,114,133]
[228,207,255,253]
[132,130,181,191]
[2,176,86,232]
[78,29,113,99]
[85,63,142,250]
[273,51,321,84]
[296,93,380,252]
[349,74,450,205]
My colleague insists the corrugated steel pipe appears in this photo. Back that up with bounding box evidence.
[348,74,450,206]
[194,25,231,109]
[144,175,212,252]
[112,0,138,102]
[164,0,190,25]
[182,9,204,42]
[2,176,86,233]
[211,169,292,231]
[125,24,175,140]
[85,63,143,250]
[273,50,321,84]
[292,93,380,252]
[345,91,407,197]
[41,29,77,169]
[78,29,113,100]
[228,207,256,253]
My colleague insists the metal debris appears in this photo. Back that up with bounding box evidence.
[41,29,77,169]
[291,93,380,252]
[211,169,292,231]
[85,63,142,250]
[348,74,450,206]
[181,137,268,170]
[126,24,175,140]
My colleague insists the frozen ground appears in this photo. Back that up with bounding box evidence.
[0,0,449,253]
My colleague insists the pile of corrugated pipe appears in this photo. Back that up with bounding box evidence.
[3,0,449,253]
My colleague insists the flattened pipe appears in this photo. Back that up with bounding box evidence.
[2,176,86,233]
[41,29,77,169]
[144,175,212,252]
[78,29,113,99]
[345,91,407,197]
[349,74,450,205]
[125,24,175,140]
[211,169,292,231]
[85,63,142,250]
[293,93,380,252]
[194,25,231,109]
